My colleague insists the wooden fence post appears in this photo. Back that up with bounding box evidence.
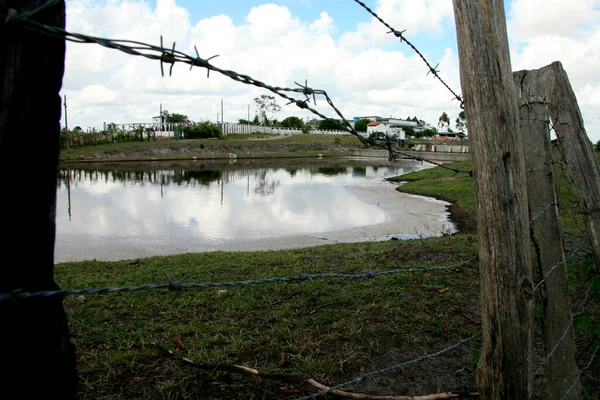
[0,1,76,398]
[548,62,600,271]
[452,1,535,398]
[514,68,581,399]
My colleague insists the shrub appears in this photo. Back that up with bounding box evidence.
[183,122,222,139]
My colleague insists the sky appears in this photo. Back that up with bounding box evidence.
[61,0,600,141]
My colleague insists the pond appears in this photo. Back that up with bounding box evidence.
[55,157,454,263]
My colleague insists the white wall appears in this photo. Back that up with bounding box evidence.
[367,124,391,135]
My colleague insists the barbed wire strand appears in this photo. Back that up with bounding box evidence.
[534,243,585,291]
[351,0,463,108]
[535,287,592,376]
[529,202,560,224]
[7,2,473,177]
[528,160,559,173]
[560,346,600,400]
[296,333,480,400]
[0,258,475,302]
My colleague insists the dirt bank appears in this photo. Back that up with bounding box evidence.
[59,134,365,163]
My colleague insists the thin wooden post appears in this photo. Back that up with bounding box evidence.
[0,1,76,398]
[514,68,580,399]
[452,1,535,398]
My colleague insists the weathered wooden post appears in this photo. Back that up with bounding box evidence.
[0,0,77,398]
[452,1,535,398]
[548,62,600,272]
[514,67,581,399]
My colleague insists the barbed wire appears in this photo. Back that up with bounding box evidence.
[534,243,584,291]
[535,287,592,376]
[351,0,463,108]
[560,345,600,400]
[0,258,475,302]
[389,148,473,176]
[5,0,474,177]
[529,202,560,224]
[528,160,559,173]
[296,332,480,400]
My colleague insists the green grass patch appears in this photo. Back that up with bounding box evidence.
[56,236,481,399]
[389,161,476,232]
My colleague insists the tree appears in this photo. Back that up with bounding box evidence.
[354,118,370,132]
[421,128,438,138]
[318,118,342,130]
[281,116,305,129]
[455,110,467,132]
[254,94,281,126]
[1,0,77,397]
[402,126,416,137]
[438,112,450,130]
[166,113,188,123]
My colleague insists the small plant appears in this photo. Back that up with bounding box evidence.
[334,137,341,144]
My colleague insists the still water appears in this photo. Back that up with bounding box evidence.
[55,158,452,263]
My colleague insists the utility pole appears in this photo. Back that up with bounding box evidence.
[63,94,68,131]
[221,98,224,135]
[160,103,163,132]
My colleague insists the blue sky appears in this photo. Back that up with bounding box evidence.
[62,0,600,140]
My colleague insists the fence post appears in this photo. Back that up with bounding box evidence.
[0,0,77,398]
[452,1,535,398]
[513,68,581,399]
[547,62,600,272]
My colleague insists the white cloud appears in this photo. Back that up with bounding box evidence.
[62,0,463,134]
[509,0,600,39]
[61,0,598,142]
[310,12,337,35]
[508,0,600,141]
[339,0,454,52]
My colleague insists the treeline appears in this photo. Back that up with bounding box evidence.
[237,115,344,133]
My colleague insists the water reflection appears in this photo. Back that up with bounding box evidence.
[55,158,441,262]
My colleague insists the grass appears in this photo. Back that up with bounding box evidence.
[54,153,600,398]
[57,237,481,399]
[59,134,363,162]
[390,161,476,232]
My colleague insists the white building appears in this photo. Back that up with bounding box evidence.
[366,121,406,140]
[356,116,424,135]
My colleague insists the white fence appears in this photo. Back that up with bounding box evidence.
[220,122,349,136]
[107,121,351,138]
[413,144,470,153]
[111,122,175,138]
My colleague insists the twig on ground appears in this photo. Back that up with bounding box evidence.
[150,342,479,399]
